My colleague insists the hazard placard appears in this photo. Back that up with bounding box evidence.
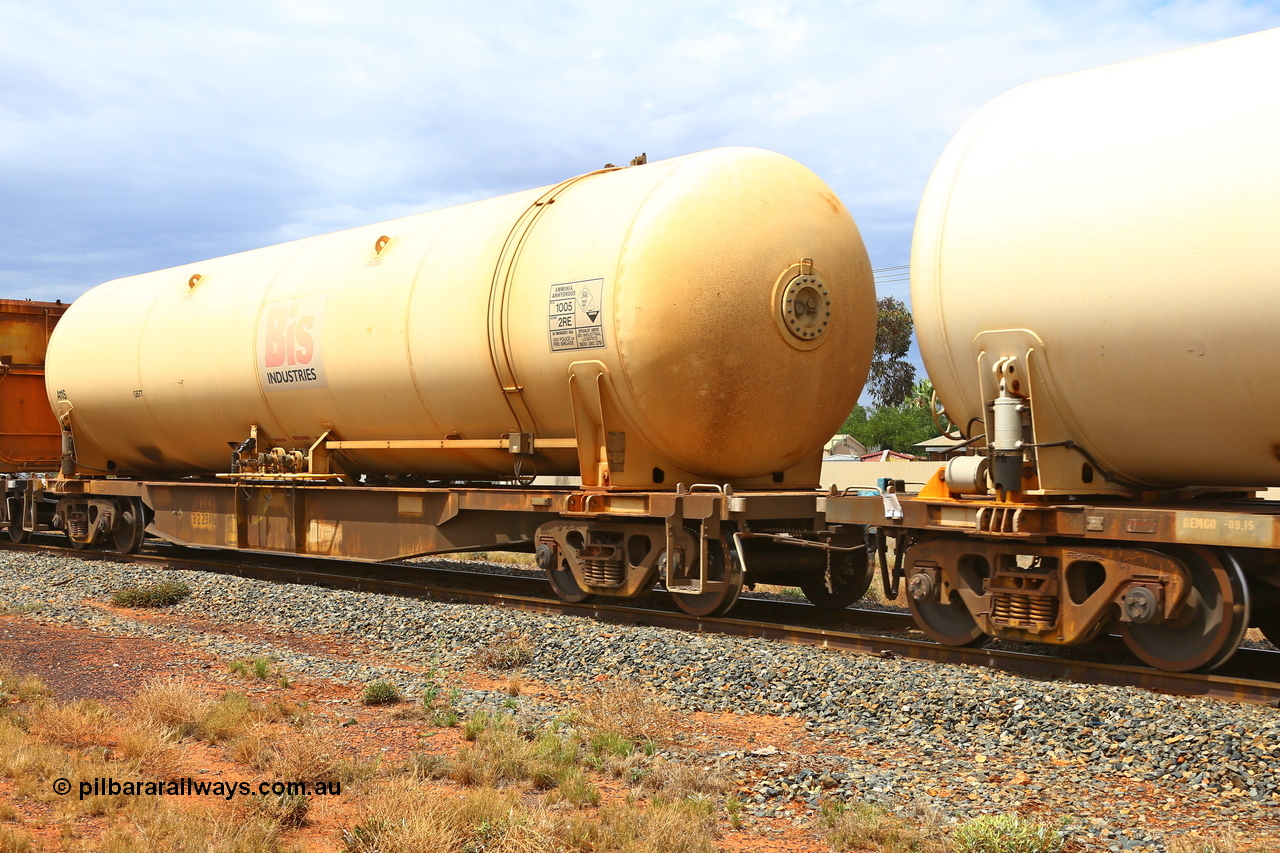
[548,278,605,352]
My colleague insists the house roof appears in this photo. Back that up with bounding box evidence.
[913,434,969,450]
[858,449,919,462]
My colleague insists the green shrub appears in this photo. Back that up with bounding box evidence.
[361,681,401,706]
[462,709,496,741]
[110,581,191,608]
[588,730,633,759]
[228,657,284,683]
[953,814,1064,853]
[431,708,459,728]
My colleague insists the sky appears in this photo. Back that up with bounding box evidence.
[3,1,1279,334]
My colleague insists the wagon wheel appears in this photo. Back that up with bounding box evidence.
[908,590,989,647]
[669,538,743,617]
[112,499,146,555]
[799,548,875,611]
[539,545,595,604]
[906,560,988,647]
[1119,546,1250,673]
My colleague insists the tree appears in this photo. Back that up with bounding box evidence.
[866,296,916,407]
[833,301,938,454]
[839,402,935,455]
[837,379,942,455]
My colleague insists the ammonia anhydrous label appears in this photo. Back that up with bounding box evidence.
[257,294,329,391]
[548,278,605,352]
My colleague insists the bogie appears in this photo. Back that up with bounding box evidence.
[899,534,1253,672]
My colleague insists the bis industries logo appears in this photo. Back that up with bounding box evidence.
[257,295,329,391]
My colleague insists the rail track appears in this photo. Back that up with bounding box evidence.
[5,536,1279,707]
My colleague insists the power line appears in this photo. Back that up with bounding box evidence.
[873,265,910,284]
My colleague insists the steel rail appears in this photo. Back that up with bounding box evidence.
[3,539,1278,706]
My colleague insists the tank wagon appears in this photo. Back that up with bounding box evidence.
[827,28,1280,671]
[34,147,879,616]
[0,299,69,541]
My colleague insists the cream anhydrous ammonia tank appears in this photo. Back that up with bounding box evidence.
[48,148,874,488]
[912,29,1280,492]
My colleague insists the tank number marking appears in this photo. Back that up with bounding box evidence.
[1174,512,1274,548]
[548,278,605,352]
[257,295,329,392]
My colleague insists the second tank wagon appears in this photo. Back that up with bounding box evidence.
[828,28,1280,673]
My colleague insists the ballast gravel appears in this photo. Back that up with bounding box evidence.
[1,550,1278,852]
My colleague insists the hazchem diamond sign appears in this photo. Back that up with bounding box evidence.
[548,278,605,352]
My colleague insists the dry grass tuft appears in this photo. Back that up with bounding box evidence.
[820,800,951,853]
[268,731,342,784]
[450,714,592,804]
[633,756,731,800]
[198,692,263,743]
[28,699,112,747]
[0,660,48,705]
[0,718,76,797]
[244,792,310,829]
[583,798,719,853]
[547,766,599,808]
[131,682,272,746]
[266,698,311,728]
[130,678,213,738]
[0,661,312,853]
[0,826,33,853]
[577,681,667,746]
[473,631,535,670]
[261,729,378,785]
[98,798,283,853]
[116,724,186,779]
[403,752,452,781]
[343,782,572,853]
[342,784,718,853]
[228,732,275,770]
[1166,831,1272,853]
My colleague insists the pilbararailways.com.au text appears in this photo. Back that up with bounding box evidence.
[53,777,343,801]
